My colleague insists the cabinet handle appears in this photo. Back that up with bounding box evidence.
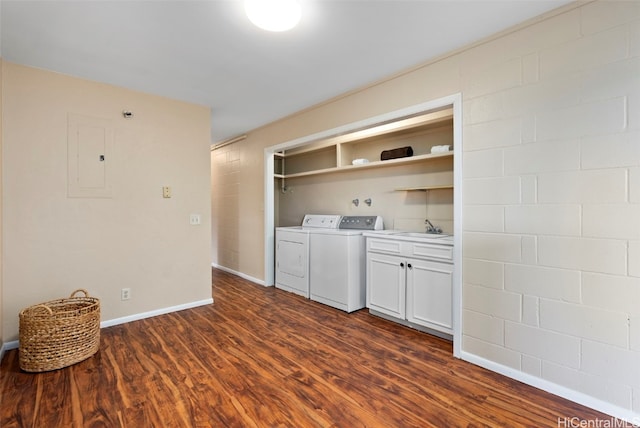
[407,263,412,269]
[400,262,405,268]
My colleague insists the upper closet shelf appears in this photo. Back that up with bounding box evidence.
[281,151,452,179]
[274,106,454,179]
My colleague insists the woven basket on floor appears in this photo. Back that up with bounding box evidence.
[19,289,100,372]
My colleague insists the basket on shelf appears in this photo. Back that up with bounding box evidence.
[19,289,101,372]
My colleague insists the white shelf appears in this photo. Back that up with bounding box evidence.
[280,151,453,179]
[395,184,453,191]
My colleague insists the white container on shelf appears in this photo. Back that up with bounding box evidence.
[430,145,451,154]
[352,158,370,165]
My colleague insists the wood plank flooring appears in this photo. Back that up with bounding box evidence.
[1,268,617,427]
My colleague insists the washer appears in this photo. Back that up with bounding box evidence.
[309,216,383,312]
[275,214,341,298]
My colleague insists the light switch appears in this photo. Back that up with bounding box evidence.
[163,186,172,198]
[190,214,201,225]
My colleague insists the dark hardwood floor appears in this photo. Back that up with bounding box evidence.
[1,268,615,427]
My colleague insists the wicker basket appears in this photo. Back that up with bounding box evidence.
[19,289,100,372]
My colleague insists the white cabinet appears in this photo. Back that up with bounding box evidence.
[366,236,453,335]
[406,258,452,332]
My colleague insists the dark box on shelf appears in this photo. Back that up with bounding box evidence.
[381,146,413,161]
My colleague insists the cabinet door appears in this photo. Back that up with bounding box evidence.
[406,258,452,333]
[366,253,406,319]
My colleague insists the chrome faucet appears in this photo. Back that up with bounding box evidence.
[425,219,442,234]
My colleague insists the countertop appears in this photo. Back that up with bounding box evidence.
[363,230,454,245]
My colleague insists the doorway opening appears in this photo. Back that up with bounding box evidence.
[263,93,462,356]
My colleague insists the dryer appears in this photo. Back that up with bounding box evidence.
[275,214,340,298]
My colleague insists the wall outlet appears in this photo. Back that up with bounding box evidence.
[121,288,131,301]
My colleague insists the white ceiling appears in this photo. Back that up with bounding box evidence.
[1,0,573,144]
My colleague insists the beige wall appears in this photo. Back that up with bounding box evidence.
[2,62,212,341]
[211,1,640,419]
[279,157,454,232]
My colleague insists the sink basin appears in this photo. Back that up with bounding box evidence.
[397,232,451,239]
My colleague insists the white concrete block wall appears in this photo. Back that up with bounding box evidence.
[630,167,640,203]
[505,264,581,302]
[583,204,640,239]
[464,284,521,321]
[463,309,504,345]
[539,299,629,347]
[463,335,521,369]
[463,149,503,178]
[537,236,627,274]
[582,274,640,315]
[503,140,580,175]
[461,0,640,418]
[463,258,503,289]
[630,240,640,277]
[521,354,542,377]
[632,316,640,352]
[581,340,640,392]
[463,205,504,232]
[537,169,628,204]
[522,295,540,327]
[504,321,581,368]
[463,232,522,263]
[542,361,634,409]
[521,235,538,265]
[520,175,537,205]
[505,205,581,236]
[464,177,520,205]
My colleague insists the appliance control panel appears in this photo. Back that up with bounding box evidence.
[339,216,384,230]
[301,214,341,229]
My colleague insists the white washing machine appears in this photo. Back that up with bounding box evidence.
[275,214,341,298]
[309,216,383,312]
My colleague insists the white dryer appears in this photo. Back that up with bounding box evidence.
[275,214,341,298]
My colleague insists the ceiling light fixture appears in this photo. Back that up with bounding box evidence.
[244,0,301,32]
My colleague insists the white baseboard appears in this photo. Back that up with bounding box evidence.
[459,350,640,426]
[0,341,10,360]
[212,263,267,286]
[3,339,18,351]
[100,298,214,328]
[0,298,215,360]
